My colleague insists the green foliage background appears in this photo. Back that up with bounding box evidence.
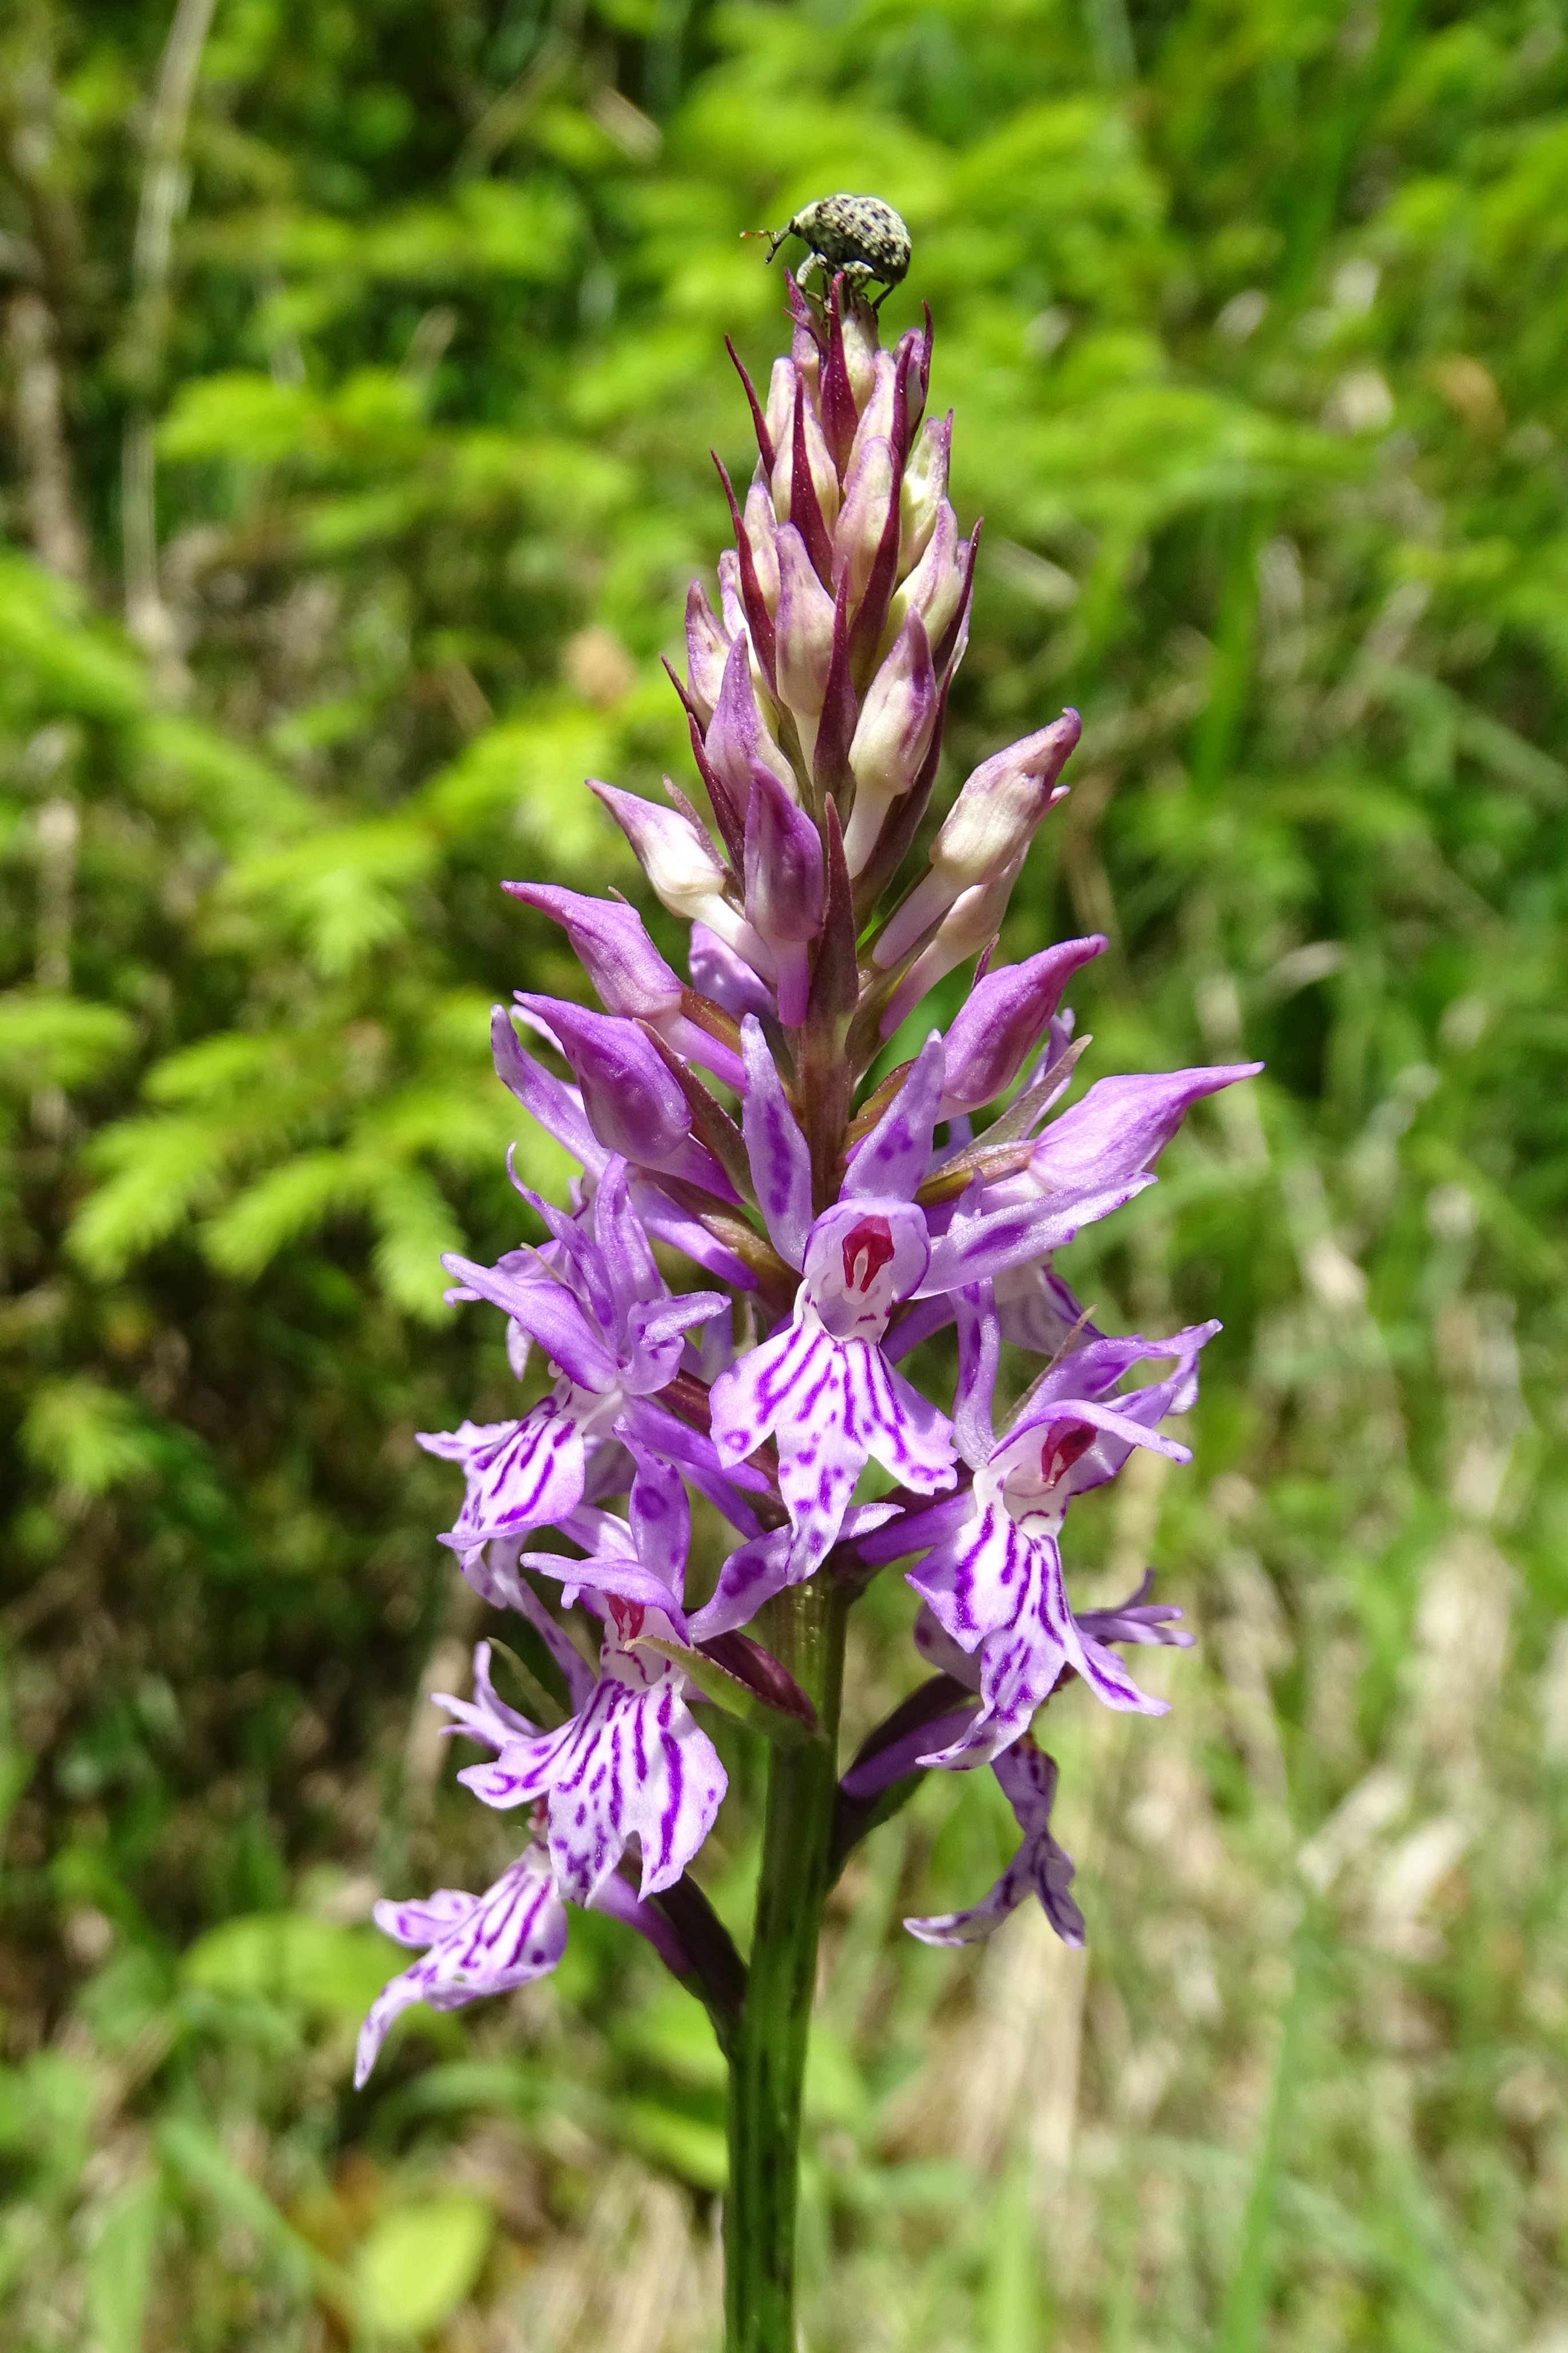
[3,0,1568,2344]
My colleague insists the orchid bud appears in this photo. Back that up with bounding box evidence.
[843,612,937,874]
[763,356,795,484]
[590,779,732,928]
[900,411,951,572]
[771,374,839,536]
[743,481,781,614]
[938,938,1107,1115]
[510,881,745,1090]
[716,550,775,710]
[514,995,693,1166]
[685,581,731,728]
[840,298,879,410]
[774,522,837,752]
[846,350,896,477]
[887,502,963,658]
[820,292,861,474]
[690,920,775,1021]
[789,313,820,405]
[705,635,797,810]
[833,436,895,608]
[896,321,931,442]
[717,549,748,644]
[879,866,1023,1039]
[744,766,825,1026]
[872,712,1081,968]
[503,884,684,1022]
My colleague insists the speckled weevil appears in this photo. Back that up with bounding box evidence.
[746,193,911,307]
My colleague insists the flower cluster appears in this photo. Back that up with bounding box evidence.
[356,279,1259,2087]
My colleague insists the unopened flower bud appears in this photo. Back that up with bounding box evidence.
[717,549,747,643]
[900,411,951,571]
[717,551,774,708]
[938,937,1107,1115]
[690,920,775,1021]
[685,581,731,727]
[887,502,963,658]
[504,884,683,1021]
[844,612,937,874]
[790,312,820,405]
[763,356,795,465]
[510,882,745,1090]
[515,995,693,1166]
[593,784,777,1002]
[873,712,1081,968]
[879,868,1020,1039]
[834,435,895,607]
[774,523,837,754]
[743,481,781,613]
[896,321,931,441]
[590,779,731,925]
[771,374,839,535]
[705,636,797,810]
[744,767,825,1026]
[846,350,896,477]
[840,300,879,409]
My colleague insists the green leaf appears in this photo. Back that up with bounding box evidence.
[181,1911,396,2021]
[0,993,137,1094]
[157,373,319,466]
[422,711,622,871]
[157,2118,350,2312]
[69,1113,234,1275]
[85,2180,160,2353]
[224,821,435,975]
[366,1163,466,1320]
[353,2195,494,2337]
[0,553,148,720]
[19,1381,153,1500]
[136,714,308,845]
[201,1152,375,1280]
[618,2099,728,2192]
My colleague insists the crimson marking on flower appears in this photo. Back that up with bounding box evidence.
[1039,1421,1096,1489]
[842,1213,896,1296]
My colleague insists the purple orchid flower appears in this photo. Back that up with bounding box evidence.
[355,1840,568,2087]
[906,1737,1085,1948]
[709,1020,956,1575]
[489,1005,756,1288]
[356,1639,696,2086]
[918,1063,1264,1300]
[863,1290,1216,1765]
[418,1159,728,1571]
[452,1456,728,1905]
[504,882,745,1090]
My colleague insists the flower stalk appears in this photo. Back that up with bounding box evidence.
[354,262,1263,2350]
[725,1580,847,2352]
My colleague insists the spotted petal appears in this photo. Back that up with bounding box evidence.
[740,1013,813,1268]
[460,1636,726,1903]
[355,1844,567,2086]
[905,1740,1084,1948]
[420,1396,589,1555]
[842,1030,944,1202]
[911,1504,1162,1767]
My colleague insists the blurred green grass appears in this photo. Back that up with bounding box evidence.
[4,0,1568,2345]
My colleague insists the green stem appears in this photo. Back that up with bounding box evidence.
[723,1578,847,2353]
